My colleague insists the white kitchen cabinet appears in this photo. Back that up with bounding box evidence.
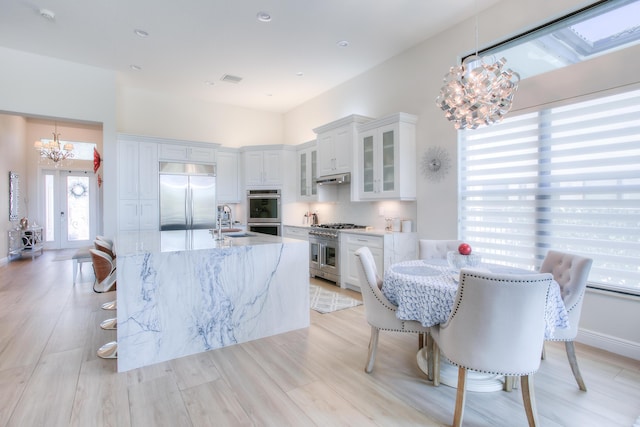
[117,138,159,231]
[297,141,318,201]
[313,115,372,177]
[283,225,310,241]
[340,231,418,292]
[243,149,284,187]
[159,143,216,163]
[356,112,417,201]
[216,148,241,203]
[341,233,384,292]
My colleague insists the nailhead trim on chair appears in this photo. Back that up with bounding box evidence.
[441,271,551,375]
[448,272,551,321]
[365,281,427,333]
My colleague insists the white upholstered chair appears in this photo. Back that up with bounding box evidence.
[431,269,553,427]
[419,239,462,260]
[354,247,430,373]
[540,250,593,391]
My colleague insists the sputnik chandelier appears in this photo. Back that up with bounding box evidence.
[435,55,520,130]
[435,10,520,130]
[34,123,74,164]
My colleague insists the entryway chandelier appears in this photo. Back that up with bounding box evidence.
[34,123,74,164]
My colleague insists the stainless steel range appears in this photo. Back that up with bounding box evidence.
[309,223,366,285]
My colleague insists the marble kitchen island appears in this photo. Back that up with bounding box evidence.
[115,230,309,372]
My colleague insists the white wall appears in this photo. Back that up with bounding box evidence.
[0,47,118,236]
[0,115,28,259]
[117,86,284,147]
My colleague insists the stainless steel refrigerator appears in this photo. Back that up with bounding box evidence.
[159,162,216,230]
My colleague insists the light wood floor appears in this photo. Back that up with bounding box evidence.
[1,250,639,427]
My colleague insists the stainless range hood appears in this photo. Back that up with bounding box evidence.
[315,172,351,185]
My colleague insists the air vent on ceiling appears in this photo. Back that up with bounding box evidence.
[220,74,243,84]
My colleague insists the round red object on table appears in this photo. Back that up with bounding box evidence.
[458,243,472,255]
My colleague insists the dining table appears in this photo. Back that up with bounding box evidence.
[383,258,569,392]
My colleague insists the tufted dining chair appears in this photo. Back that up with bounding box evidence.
[418,239,462,260]
[355,247,430,373]
[430,269,553,427]
[540,250,593,391]
[89,248,117,293]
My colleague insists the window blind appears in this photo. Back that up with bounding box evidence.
[459,88,640,294]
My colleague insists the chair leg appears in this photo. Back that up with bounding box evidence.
[565,341,587,391]
[365,326,380,373]
[432,341,440,386]
[418,333,424,350]
[453,367,467,427]
[521,374,540,427]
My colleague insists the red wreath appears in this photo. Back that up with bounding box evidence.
[94,147,102,173]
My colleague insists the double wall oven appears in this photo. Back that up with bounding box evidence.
[247,189,281,236]
[309,223,365,285]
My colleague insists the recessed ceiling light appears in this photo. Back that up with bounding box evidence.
[129,64,142,71]
[266,93,273,97]
[134,29,149,38]
[39,8,55,21]
[256,11,271,22]
[296,72,304,77]
[337,40,350,48]
[205,81,215,86]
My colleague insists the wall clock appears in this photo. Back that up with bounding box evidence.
[420,146,451,182]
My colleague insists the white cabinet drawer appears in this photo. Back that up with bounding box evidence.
[283,226,309,240]
[343,233,383,248]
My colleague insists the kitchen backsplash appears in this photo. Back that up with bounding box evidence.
[286,184,417,230]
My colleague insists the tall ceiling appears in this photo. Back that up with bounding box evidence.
[1,0,499,113]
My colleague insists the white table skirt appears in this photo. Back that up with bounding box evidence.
[383,259,569,339]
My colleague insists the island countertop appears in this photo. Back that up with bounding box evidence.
[115,229,299,256]
[115,229,310,372]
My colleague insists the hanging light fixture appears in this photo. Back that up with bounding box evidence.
[435,13,520,130]
[34,123,74,164]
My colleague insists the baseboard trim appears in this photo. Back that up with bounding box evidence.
[577,329,640,360]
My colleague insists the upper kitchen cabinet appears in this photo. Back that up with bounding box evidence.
[159,142,216,164]
[313,115,373,177]
[117,136,159,231]
[242,146,288,187]
[356,112,417,201]
[297,141,318,201]
[216,148,241,203]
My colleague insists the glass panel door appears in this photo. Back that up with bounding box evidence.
[42,170,96,249]
[65,174,91,244]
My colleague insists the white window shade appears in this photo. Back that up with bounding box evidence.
[459,88,640,294]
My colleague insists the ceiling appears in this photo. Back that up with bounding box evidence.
[1,0,499,113]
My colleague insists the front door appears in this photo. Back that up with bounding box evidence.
[42,170,97,249]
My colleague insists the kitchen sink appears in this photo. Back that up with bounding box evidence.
[226,233,251,238]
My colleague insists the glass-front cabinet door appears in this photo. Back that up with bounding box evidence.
[299,151,308,197]
[359,124,397,199]
[357,112,417,201]
[362,132,375,194]
[381,128,395,192]
[297,146,318,201]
